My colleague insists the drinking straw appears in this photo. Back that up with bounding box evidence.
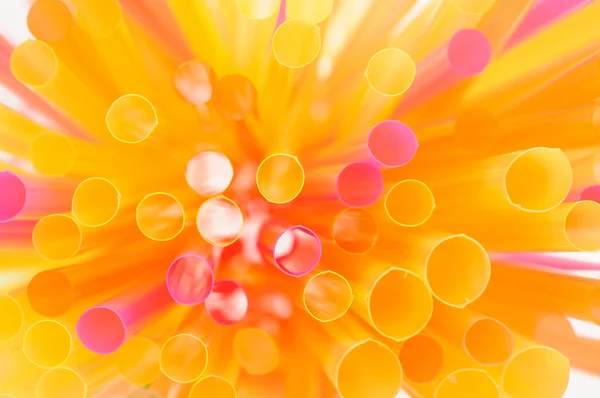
[35,367,86,398]
[428,303,514,366]
[398,29,492,114]
[174,60,215,105]
[205,279,249,326]
[462,1,600,111]
[233,0,282,87]
[501,342,570,398]
[68,0,151,96]
[197,196,244,247]
[22,320,72,369]
[166,254,214,306]
[339,48,416,142]
[136,192,185,242]
[0,296,22,341]
[336,162,384,208]
[32,214,82,261]
[26,0,117,100]
[303,315,403,398]
[165,0,229,75]
[10,40,112,139]
[435,368,499,398]
[579,184,600,203]
[0,171,26,222]
[77,279,175,354]
[212,75,257,121]
[367,120,419,167]
[302,270,353,322]
[233,327,280,376]
[398,334,445,384]
[506,0,594,49]
[258,221,322,277]
[327,255,433,340]
[117,337,161,385]
[105,94,158,144]
[29,133,74,177]
[479,262,600,324]
[450,0,496,15]
[72,178,120,227]
[371,230,490,308]
[384,180,436,227]
[186,151,234,197]
[190,375,237,398]
[476,0,534,54]
[256,154,305,204]
[159,333,206,383]
[332,208,379,254]
[286,0,333,23]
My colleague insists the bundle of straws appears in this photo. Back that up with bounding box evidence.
[1,0,600,396]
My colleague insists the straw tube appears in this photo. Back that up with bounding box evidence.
[32,214,82,261]
[159,333,208,383]
[136,193,185,242]
[117,337,161,386]
[258,220,322,277]
[256,154,305,204]
[398,334,445,384]
[0,171,26,222]
[22,320,72,369]
[10,40,111,139]
[36,367,86,398]
[72,178,120,227]
[303,270,353,322]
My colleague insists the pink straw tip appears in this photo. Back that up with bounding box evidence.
[0,171,26,222]
[166,255,214,306]
[205,280,249,326]
[336,162,384,207]
[77,307,126,354]
[368,120,418,167]
[579,185,600,203]
[447,29,491,76]
[274,226,322,277]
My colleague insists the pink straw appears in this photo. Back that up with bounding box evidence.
[0,171,26,222]
[579,185,600,203]
[166,255,214,306]
[336,162,384,207]
[77,284,174,354]
[506,0,594,50]
[205,279,249,326]
[367,120,419,168]
[396,29,491,115]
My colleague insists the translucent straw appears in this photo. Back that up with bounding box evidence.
[23,320,72,369]
[256,154,305,204]
[0,295,23,341]
[258,222,322,277]
[205,279,249,326]
[190,375,237,398]
[166,255,214,305]
[233,328,280,376]
[367,120,419,167]
[186,151,234,197]
[30,133,75,176]
[385,180,436,227]
[72,178,121,227]
[196,196,244,247]
[106,94,158,144]
[336,162,384,208]
[398,334,444,383]
[160,333,208,383]
[136,193,185,241]
[117,337,160,385]
[435,368,500,398]
[32,214,82,261]
[36,367,86,398]
[332,208,379,254]
[0,171,26,222]
[173,60,215,105]
[303,270,353,322]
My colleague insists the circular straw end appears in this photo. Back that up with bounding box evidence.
[337,339,402,398]
[205,279,248,326]
[303,271,353,322]
[336,162,384,208]
[399,334,444,384]
[332,208,379,254]
[10,40,58,87]
[160,334,208,383]
[447,29,491,76]
[166,255,214,305]
[190,376,237,398]
[368,120,418,167]
[256,154,305,204]
[273,20,321,68]
[36,368,86,398]
[365,48,416,96]
[273,225,321,276]
[435,369,499,398]
[32,214,82,261]
[72,178,120,227]
[385,180,435,227]
[77,307,126,354]
[23,320,71,368]
[0,171,26,222]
